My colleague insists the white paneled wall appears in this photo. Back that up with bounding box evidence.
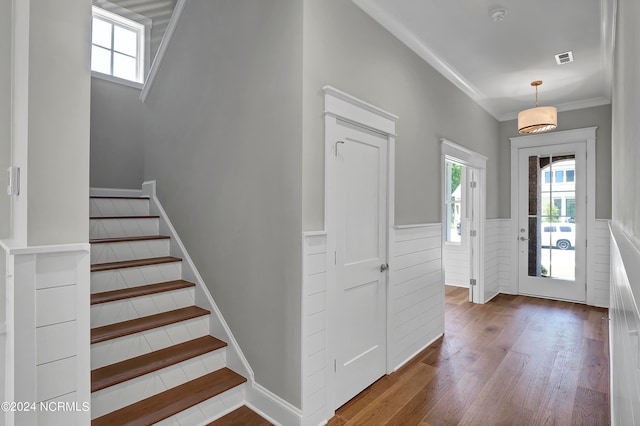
[389,224,444,371]
[2,243,90,426]
[609,224,640,425]
[301,226,445,424]
[301,232,328,426]
[443,218,470,288]
[485,219,512,300]
[588,219,611,307]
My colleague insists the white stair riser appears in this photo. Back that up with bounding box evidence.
[91,262,182,294]
[91,239,170,264]
[90,218,159,239]
[91,288,195,327]
[91,316,210,369]
[91,349,227,419]
[154,384,245,426]
[90,198,150,217]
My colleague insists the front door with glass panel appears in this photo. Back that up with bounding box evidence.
[517,142,586,302]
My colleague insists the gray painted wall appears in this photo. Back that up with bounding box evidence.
[612,0,640,242]
[302,0,501,229]
[90,79,145,188]
[143,0,303,408]
[498,105,612,219]
[0,0,10,239]
[26,0,91,244]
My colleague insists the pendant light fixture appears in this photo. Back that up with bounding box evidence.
[518,80,557,134]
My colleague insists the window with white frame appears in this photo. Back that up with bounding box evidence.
[91,6,145,84]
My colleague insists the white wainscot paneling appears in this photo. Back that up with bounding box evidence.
[389,224,444,371]
[444,218,470,287]
[485,219,512,301]
[2,245,91,426]
[301,233,328,426]
[588,219,611,308]
[609,224,640,425]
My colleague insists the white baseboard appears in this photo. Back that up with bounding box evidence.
[246,382,303,426]
[484,290,500,303]
[393,333,443,372]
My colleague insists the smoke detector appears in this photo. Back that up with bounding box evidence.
[489,9,507,22]
[555,51,574,65]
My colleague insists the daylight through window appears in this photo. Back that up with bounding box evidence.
[91,6,145,83]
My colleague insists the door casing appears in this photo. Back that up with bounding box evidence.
[441,139,487,303]
[323,86,397,412]
[509,127,597,302]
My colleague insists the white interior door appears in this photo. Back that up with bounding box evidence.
[334,120,388,408]
[517,142,586,302]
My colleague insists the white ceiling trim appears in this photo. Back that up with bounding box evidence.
[352,0,502,120]
[499,96,611,122]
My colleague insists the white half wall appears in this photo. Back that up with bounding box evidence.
[485,219,512,298]
[2,242,90,426]
[609,223,640,425]
[301,232,329,426]
[443,218,470,288]
[389,224,444,371]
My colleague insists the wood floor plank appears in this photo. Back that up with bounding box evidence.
[208,405,272,425]
[344,362,437,425]
[328,286,610,426]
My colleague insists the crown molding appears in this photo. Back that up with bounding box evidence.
[351,0,502,121]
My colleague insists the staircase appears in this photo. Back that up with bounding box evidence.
[89,194,269,425]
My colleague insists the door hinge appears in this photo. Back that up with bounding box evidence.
[470,181,477,188]
[470,230,477,237]
[470,278,477,286]
[335,140,344,156]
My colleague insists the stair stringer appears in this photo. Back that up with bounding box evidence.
[141,181,301,426]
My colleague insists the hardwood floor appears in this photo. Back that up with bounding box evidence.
[328,286,610,425]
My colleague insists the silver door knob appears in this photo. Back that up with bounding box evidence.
[380,263,389,272]
[520,236,529,241]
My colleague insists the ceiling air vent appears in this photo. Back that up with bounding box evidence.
[555,51,574,65]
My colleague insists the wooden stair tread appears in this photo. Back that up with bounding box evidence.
[91,280,195,305]
[90,235,170,244]
[90,196,150,200]
[91,368,247,426]
[208,406,273,425]
[90,215,159,219]
[91,336,227,392]
[91,306,209,344]
[91,256,181,272]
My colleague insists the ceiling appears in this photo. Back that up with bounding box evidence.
[352,0,616,121]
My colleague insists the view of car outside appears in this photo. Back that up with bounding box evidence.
[539,158,575,280]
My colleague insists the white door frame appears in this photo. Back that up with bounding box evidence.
[323,86,397,412]
[441,139,487,303]
[509,127,597,302]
